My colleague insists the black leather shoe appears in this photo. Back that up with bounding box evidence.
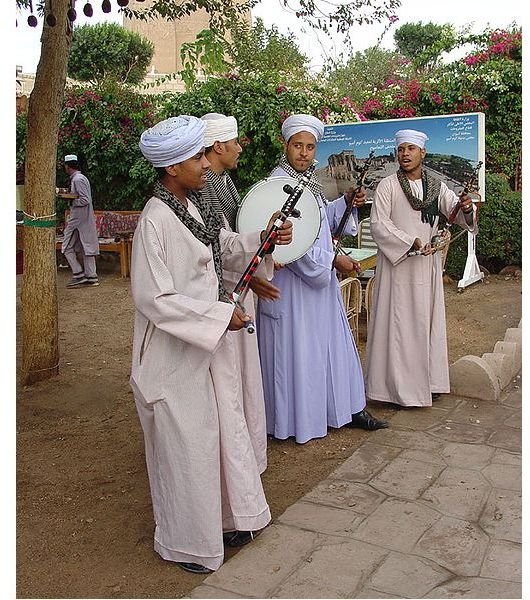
[431,393,441,401]
[223,529,261,547]
[346,409,389,431]
[177,562,213,574]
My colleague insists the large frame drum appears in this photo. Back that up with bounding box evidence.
[236,176,321,264]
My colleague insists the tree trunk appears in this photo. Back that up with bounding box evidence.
[21,0,72,385]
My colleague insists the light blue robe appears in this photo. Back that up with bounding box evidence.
[257,166,366,443]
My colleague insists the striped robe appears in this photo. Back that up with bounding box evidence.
[201,169,268,472]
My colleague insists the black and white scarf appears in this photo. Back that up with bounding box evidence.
[277,154,326,204]
[201,170,240,230]
[153,181,230,302]
[396,168,441,226]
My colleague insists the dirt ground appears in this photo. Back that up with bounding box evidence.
[16,259,522,599]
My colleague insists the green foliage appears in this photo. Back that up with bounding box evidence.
[160,74,363,194]
[287,0,401,37]
[444,172,521,278]
[324,46,411,107]
[228,18,309,78]
[16,108,28,170]
[476,172,521,269]
[68,23,154,85]
[56,82,161,209]
[393,22,457,69]
[179,19,310,90]
[180,28,229,89]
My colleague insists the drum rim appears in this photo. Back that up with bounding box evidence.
[236,176,321,264]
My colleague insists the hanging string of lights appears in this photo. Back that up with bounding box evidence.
[25,0,146,27]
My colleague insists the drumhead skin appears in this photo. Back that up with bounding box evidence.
[236,176,321,264]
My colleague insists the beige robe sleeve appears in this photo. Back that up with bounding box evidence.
[371,177,417,266]
[132,217,234,354]
[219,228,274,281]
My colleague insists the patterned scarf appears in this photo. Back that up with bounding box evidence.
[396,168,442,226]
[153,181,230,302]
[201,170,240,230]
[278,154,326,204]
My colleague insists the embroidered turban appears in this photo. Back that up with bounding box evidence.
[201,113,239,147]
[139,116,206,167]
[395,129,429,149]
[281,114,325,143]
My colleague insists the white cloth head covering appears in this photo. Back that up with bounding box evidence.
[64,154,78,162]
[201,113,239,147]
[139,116,206,167]
[281,114,325,143]
[395,129,429,149]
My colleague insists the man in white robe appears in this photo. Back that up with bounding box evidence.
[200,112,280,473]
[365,129,478,408]
[130,116,292,573]
[61,154,100,287]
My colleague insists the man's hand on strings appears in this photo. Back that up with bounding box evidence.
[344,186,367,208]
[262,211,293,246]
[333,254,360,274]
[412,237,436,256]
[249,276,281,301]
[228,305,251,331]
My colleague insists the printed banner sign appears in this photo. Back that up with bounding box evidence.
[315,113,485,203]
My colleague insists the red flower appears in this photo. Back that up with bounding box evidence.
[431,93,443,105]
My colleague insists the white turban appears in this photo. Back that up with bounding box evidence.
[139,116,206,167]
[201,113,238,147]
[281,114,325,143]
[64,154,77,162]
[395,129,429,149]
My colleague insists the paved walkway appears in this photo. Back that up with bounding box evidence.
[191,378,522,599]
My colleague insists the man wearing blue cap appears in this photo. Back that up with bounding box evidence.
[365,129,477,408]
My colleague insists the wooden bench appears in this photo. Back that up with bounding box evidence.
[56,210,141,278]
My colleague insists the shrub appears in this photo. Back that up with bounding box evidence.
[56,82,162,210]
[476,172,521,270]
[160,74,363,195]
[444,171,521,278]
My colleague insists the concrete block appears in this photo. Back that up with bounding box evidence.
[272,538,387,599]
[481,463,521,492]
[425,577,521,598]
[204,523,318,598]
[482,352,512,390]
[493,341,517,379]
[369,457,445,501]
[421,467,491,521]
[503,328,522,371]
[415,516,489,576]
[449,355,500,401]
[479,489,522,543]
[352,498,439,553]
[480,539,522,581]
[368,552,451,598]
